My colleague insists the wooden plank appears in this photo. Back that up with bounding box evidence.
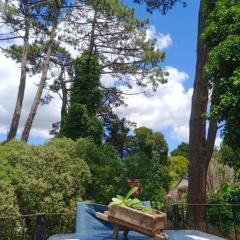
[109,216,156,237]
[96,212,110,222]
[154,234,169,240]
[113,224,119,239]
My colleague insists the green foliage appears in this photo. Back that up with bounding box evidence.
[208,182,240,235]
[170,142,189,160]
[203,0,240,151]
[0,139,92,215]
[61,104,103,144]
[17,141,91,214]
[0,140,24,216]
[0,180,21,238]
[5,44,72,75]
[0,180,20,216]
[203,5,240,232]
[61,51,103,143]
[125,127,171,201]
[105,113,134,159]
[220,144,240,171]
[0,139,29,167]
[169,155,188,186]
[208,147,240,234]
[74,139,127,204]
[133,0,186,14]
[203,0,240,49]
[0,138,127,214]
[109,187,153,214]
[70,51,102,113]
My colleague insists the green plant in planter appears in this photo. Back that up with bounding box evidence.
[109,187,153,214]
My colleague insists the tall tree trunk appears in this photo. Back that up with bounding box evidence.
[188,0,217,224]
[7,8,30,141]
[59,65,68,121]
[89,10,97,54]
[21,9,59,142]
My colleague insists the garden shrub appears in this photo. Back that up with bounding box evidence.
[125,127,171,202]
[0,146,21,216]
[0,180,20,216]
[208,183,240,235]
[75,138,127,204]
[17,142,91,214]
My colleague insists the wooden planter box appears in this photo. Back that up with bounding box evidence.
[109,205,167,235]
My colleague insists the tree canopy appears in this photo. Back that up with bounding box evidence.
[170,142,189,160]
[125,127,171,201]
[202,0,240,173]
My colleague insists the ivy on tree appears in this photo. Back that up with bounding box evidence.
[60,51,103,144]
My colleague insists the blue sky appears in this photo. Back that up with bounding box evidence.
[127,0,200,89]
[0,1,201,152]
[123,0,200,151]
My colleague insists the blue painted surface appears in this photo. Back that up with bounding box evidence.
[48,203,226,240]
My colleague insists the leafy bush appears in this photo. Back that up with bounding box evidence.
[0,151,22,239]
[125,127,171,202]
[17,143,91,214]
[208,183,240,235]
[0,180,20,216]
[169,155,188,186]
[0,137,127,216]
[0,138,92,214]
[48,137,127,204]
[0,141,21,216]
[74,138,127,204]
[0,139,29,167]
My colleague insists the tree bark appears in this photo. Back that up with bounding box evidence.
[188,0,217,224]
[7,5,30,141]
[21,9,60,142]
[59,65,68,121]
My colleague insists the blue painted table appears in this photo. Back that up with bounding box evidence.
[48,203,226,240]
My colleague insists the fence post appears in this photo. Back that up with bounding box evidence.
[21,217,26,240]
[231,206,238,240]
[181,204,185,229]
[205,204,209,233]
[58,215,64,233]
[34,214,45,240]
[0,220,4,240]
[173,204,180,229]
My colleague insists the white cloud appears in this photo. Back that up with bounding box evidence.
[117,66,192,142]
[172,125,189,143]
[146,25,173,50]
[101,73,116,88]
[0,53,61,139]
[215,137,222,149]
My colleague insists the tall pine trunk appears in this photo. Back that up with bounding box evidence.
[21,9,59,142]
[59,65,68,121]
[7,8,30,141]
[188,0,217,223]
